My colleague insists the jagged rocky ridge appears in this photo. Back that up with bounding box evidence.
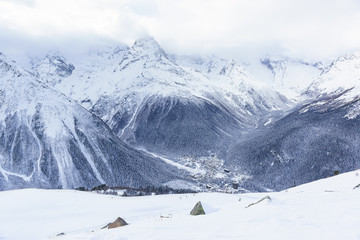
[0,53,184,190]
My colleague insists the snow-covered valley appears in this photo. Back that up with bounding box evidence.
[1,169,360,240]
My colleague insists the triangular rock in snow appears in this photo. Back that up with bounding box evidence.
[190,201,206,216]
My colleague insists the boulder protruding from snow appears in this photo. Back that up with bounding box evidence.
[190,201,205,216]
[107,217,128,229]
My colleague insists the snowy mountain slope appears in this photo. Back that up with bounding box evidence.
[221,52,360,191]
[33,38,291,159]
[0,53,185,190]
[32,54,75,86]
[180,54,324,100]
[296,52,360,119]
[0,169,359,240]
[168,54,231,78]
[245,56,324,99]
[306,52,360,103]
[31,45,129,107]
[226,90,360,191]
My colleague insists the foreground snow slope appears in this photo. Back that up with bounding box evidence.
[1,169,360,240]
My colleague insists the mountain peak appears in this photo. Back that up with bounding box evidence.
[42,53,74,69]
[219,59,249,80]
[336,52,360,62]
[0,52,23,78]
[117,37,170,71]
[33,53,75,86]
[306,51,360,98]
[131,36,167,60]
[219,59,236,74]
[321,51,360,76]
[133,36,157,45]
[0,52,12,66]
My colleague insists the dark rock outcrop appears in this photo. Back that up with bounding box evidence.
[190,201,205,216]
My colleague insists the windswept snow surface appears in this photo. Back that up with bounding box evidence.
[1,170,360,240]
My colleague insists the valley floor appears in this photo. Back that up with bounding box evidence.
[1,170,360,240]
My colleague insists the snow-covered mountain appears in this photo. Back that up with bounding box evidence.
[0,52,184,190]
[170,54,324,100]
[168,54,231,78]
[306,52,360,100]
[32,54,75,86]
[246,56,324,99]
[227,98,360,191]
[298,52,360,120]
[225,53,360,191]
[33,37,290,159]
[4,36,360,192]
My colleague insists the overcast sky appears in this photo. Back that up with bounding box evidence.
[0,0,359,61]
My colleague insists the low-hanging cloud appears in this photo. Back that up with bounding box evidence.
[0,0,359,61]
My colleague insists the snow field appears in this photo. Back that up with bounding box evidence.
[0,169,360,240]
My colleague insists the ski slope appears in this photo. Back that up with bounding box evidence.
[0,170,360,240]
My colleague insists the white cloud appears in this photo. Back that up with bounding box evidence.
[0,0,359,60]
[0,0,147,41]
[138,0,360,60]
